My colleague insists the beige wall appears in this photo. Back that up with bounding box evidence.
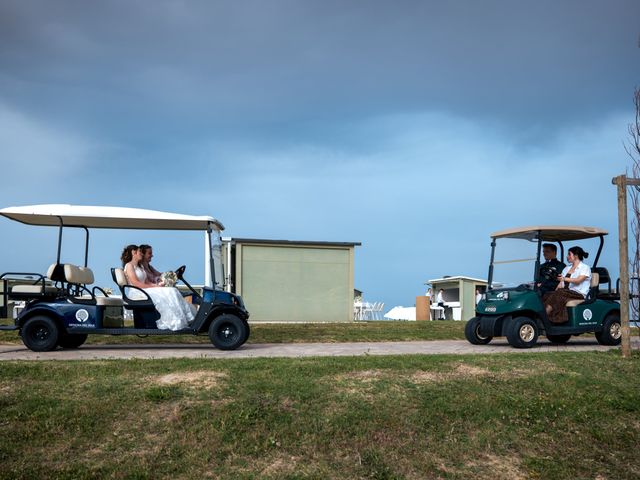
[235,243,354,322]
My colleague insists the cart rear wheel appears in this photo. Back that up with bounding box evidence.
[595,313,621,346]
[546,334,571,344]
[507,316,539,349]
[22,315,60,352]
[465,317,492,345]
[208,314,247,350]
[58,333,88,349]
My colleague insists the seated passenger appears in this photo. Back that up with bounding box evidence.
[543,246,591,324]
[121,245,195,330]
[140,244,162,284]
[537,243,566,296]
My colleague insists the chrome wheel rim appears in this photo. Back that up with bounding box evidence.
[475,325,488,340]
[610,322,622,340]
[519,324,535,342]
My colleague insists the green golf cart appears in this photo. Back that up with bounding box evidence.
[465,226,621,348]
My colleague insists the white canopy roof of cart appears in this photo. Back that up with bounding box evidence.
[0,204,224,231]
[491,225,607,241]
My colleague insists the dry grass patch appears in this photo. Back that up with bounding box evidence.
[151,370,227,390]
[466,453,528,480]
[0,382,14,395]
[334,369,388,383]
[259,454,301,477]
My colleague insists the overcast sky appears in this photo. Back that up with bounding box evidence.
[0,0,639,310]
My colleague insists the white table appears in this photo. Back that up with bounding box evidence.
[353,301,373,321]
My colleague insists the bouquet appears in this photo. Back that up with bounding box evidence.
[160,271,178,287]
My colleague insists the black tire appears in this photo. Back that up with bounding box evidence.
[240,320,251,345]
[546,334,571,344]
[595,313,621,346]
[208,314,247,350]
[21,315,60,352]
[506,316,539,349]
[464,317,492,345]
[58,333,88,349]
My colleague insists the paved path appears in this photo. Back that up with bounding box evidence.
[0,338,637,360]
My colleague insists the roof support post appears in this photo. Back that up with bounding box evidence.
[593,235,604,268]
[533,233,542,291]
[226,240,233,293]
[487,239,497,290]
[83,227,90,267]
[204,229,212,288]
[56,216,63,264]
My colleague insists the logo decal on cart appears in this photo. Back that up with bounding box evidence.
[582,309,593,321]
[75,309,90,323]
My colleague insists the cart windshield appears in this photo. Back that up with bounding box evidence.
[491,238,538,288]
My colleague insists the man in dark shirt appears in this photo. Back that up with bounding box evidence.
[537,243,565,295]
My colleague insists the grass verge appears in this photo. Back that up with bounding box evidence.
[0,351,639,479]
[0,320,467,345]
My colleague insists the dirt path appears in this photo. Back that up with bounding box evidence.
[0,338,636,360]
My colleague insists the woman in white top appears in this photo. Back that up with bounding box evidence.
[121,245,195,331]
[543,246,592,324]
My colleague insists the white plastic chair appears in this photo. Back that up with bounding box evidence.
[374,302,384,320]
[361,302,374,321]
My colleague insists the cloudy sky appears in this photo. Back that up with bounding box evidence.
[0,0,639,309]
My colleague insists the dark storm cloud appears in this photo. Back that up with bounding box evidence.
[0,0,638,308]
[0,0,638,145]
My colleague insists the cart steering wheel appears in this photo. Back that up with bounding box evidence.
[175,265,186,279]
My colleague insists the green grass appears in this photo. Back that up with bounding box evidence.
[0,320,467,345]
[1,352,639,479]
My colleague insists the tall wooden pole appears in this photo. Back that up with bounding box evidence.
[613,175,631,358]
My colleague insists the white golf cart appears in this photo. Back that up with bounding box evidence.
[0,204,250,351]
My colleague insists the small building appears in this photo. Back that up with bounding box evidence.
[222,238,360,322]
[427,276,488,321]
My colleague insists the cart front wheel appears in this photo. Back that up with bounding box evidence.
[465,317,492,345]
[507,316,539,349]
[22,315,60,352]
[209,314,247,350]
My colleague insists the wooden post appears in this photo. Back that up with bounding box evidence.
[613,175,632,357]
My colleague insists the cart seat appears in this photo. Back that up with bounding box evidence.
[111,267,159,328]
[7,263,63,299]
[76,295,124,306]
[11,284,58,295]
[566,273,599,307]
[64,264,119,305]
[97,296,123,306]
[111,267,155,308]
[64,265,95,285]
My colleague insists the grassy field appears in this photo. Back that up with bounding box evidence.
[1,351,639,479]
[0,320,467,345]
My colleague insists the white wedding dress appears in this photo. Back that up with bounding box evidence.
[126,264,195,331]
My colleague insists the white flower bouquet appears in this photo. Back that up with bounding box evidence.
[161,271,178,287]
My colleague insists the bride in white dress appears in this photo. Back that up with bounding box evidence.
[122,245,195,331]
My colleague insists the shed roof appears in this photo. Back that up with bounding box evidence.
[427,276,488,285]
[222,237,361,247]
